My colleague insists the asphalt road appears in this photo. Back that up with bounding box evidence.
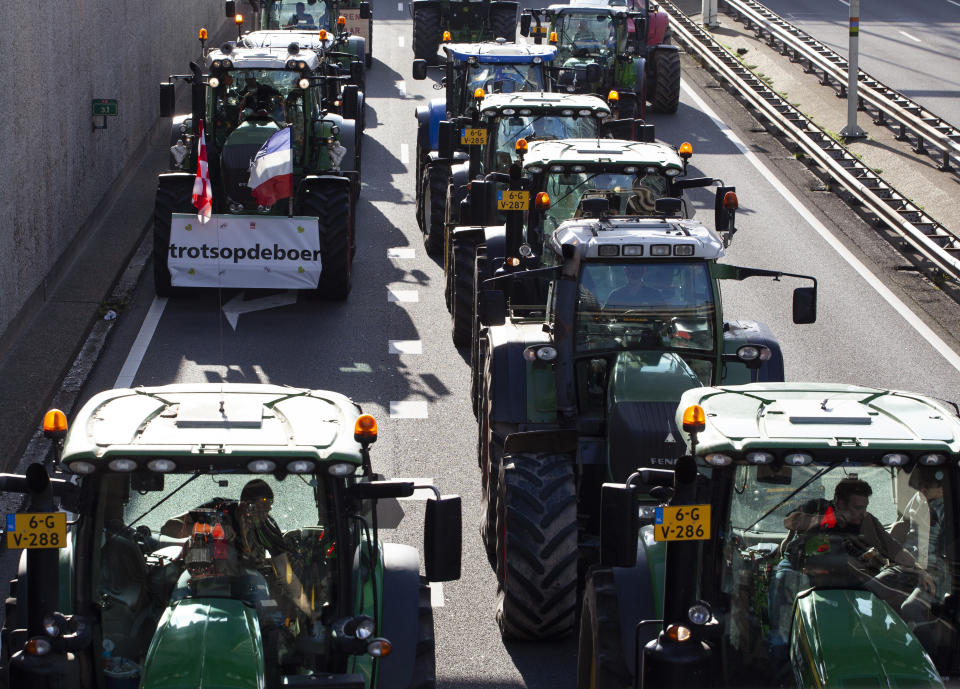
[25,4,960,689]
[758,0,960,125]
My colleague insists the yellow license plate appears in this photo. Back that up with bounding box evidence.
[653,504,710,542]
[497,190,529,211]
[460,128,487,145]
[5,512,67,549]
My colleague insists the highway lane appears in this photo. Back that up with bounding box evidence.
[74,8,960,689]
[758,0,960,125]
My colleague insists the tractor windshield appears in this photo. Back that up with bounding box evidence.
[574,260,716,359]
[262,0,330,30]
[493,114,599,170]
[554,12,619,58]
[719,461,957,679]
[209,68,310,134]
[466,62,545,95]
[542,169,672,235]
[94,470,342,674]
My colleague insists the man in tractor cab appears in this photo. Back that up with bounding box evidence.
[767,477,935,658]
[285,2,316,28]
[604,264,681,309]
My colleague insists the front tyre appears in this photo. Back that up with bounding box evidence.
[577,568,632,689]
[489,2,518,41]
[450,238,475,346]
[153,175,196,298]
[413,5,442,62]
[421,162,449,257]
[299,181,352,300]
[650,49,681,114]
[496,452,578,640]
[407,579,437,689]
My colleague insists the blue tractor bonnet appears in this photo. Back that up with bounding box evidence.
[444,43,558,64]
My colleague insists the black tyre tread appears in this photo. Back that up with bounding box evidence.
[650,50,681,113]
[479,361,505,570]
[422,163,449,257]
[408,580,437,689]
[450,239,475,346]
[413,6,442,62]
[496,453,578,640]
[577,568,632,689]
[490,5,518,42]
[153,178,196,298]
[301,182,352,300]
[470,251,488,418]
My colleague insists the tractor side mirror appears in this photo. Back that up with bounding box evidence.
[478,290,507,327]
[599,118,633,140]
[469,179,493,225]
[438,120,456,160]
[792,286,817,324]
[348,480,416,499]
[341,84,361,121]
[714,185,736,234]
[585,63,602,83]
[160,82,176,118]
[635,122,655,142]
[412,59,428,80]
[654,197,682,217]
[519,13,532,36]
[225,0,236,17]
[600,483,638,567]
[350,61,364,85]
[424,495,462,581]
[359,1,372,19]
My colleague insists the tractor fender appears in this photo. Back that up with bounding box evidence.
[721,319,785,383]
[481,224,507,266]
[334,115,361,176]
[415,98,448,152]
[426,149,468,164]
[449,161,469,188]
[346,35,366,63]
[485,333,530,425]
[612,527,664,678]
[451,225,485,244]
[376,543,422,689]
[647,9,671,47]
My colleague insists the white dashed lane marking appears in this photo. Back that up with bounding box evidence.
[400,143,409,165]
[898,30,921,43]
[388,247,415,259]
[397,80,406,97]
[397,2,403,11]
[387,287,418,303]
[430,583,445,608]
[398,35,405,48]
[390,400,429,418]
[389,340,423,354]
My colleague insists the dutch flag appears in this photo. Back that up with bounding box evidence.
[248,127,293,207]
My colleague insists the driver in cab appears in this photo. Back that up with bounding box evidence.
[285,2,315,27]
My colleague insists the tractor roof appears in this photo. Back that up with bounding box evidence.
[551,217,725,260]
[523,138,683,170]
[58,384,366,473]
[242,30,345,53]
[443,42,558,64]
[677,383,960,458]
[545,1,628,14]
[480,92,611,115]
[206,44,321,70]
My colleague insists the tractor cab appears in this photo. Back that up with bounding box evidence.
[0,385,461,689]
[593,384,960,687]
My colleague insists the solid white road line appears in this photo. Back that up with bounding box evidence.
[430,583,445,608]
[682,81,960,374]
[898,30,922,43]
[390,400,429,418]
[388,287,419,303]
[389,340,423,354]
[400,143,410,165]
[388,247,415,259]
[115,297,167,387]
[948,0,960,8]
[836,0,849,6]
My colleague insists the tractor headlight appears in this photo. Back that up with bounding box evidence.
[147,458,177,473]
[42,615,60,637]
[25,638,52,656]
[247,459,276,473]
[366,638,393,657]
[108,458,138,472]
[784,453,813,466]
[919,453,946,466]
[881,453,909,467]
[66,461,96,475]
[355,617,375,640]
[299,78,310,89]
[209,76,221,88]
[704,453,732,466]
[746,452,774,465]
[687,603,711,626]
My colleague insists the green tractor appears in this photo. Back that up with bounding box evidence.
[411,0,519,63]
[588,383,960,688]
[157,38,361,299]
[520,0,681,114]
[473,200,818,640]
[448,136,703,350]
[0,384,461,689]
[230,0,374,68]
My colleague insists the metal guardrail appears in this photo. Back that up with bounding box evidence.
[657,0,960,281]
[720,0,960,175]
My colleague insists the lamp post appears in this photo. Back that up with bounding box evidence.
[840,0,866,139]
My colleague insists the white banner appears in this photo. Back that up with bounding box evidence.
[168,214,322,289]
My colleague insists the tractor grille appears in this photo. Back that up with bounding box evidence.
[607,401,683,481]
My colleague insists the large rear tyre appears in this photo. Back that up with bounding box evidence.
[470,250,487,417]
[408,579,437,689]
[479,360,506,571]
[577,568,632,689]
[300,181,352,300]
[413,5,442,62]
[450,239,475,346]
[496,452,578,640]
[490,3,518,42]
[650,49,681,114]
[153,177,197,298]
[421,163,449,257]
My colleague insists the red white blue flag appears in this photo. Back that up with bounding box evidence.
[192,120,213,223]
[248,127,293,207]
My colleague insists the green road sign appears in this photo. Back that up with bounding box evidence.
[92,99,118,116]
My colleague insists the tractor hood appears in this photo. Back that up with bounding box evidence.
[221,119,281,209]
[140,598,265,689]
[606,351,703,477]
[791,589,943,689]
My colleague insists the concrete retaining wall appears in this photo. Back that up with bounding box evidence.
[0,1,232,341]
